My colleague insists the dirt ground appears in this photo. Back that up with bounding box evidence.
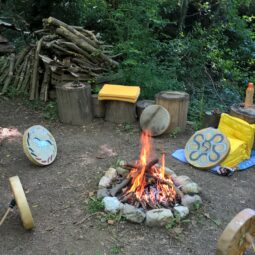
[0,97,254,255]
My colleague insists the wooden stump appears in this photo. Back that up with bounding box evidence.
[56,82,93,125]
[105,101,136,123]
[202,110,221,128]
[92,94,105,118]
[155,91,189,133]
[136,100,155,119]
[230,103,255,123]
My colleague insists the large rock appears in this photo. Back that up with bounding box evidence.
[105,167,117,179]
[97,188,110,199]
[98,176,111,188]
[103,197,123,213]
[122,204,146,223]
[145,209,173,227]
[173,175,192,187]
[164,167,177,178]
[116,167,129,177]
[181,194,202,210]
[173,206,189,219]
[181,182,201,194]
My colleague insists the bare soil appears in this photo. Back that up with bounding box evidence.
[0,97,254,255]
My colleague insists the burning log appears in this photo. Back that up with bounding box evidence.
[110,177,131,197]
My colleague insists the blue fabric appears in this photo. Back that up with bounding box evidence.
[171,149,255,175]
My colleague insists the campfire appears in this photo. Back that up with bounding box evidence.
[97,131,202,226]
[118,131,178,209]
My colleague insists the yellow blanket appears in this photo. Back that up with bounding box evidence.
[98,84,140,103]
[220,137,247,168]
[218,113,255,167]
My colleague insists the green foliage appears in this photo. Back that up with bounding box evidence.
[87,197,104,213]
[1,0,255,124]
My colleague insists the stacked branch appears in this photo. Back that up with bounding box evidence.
[0,17,119,101]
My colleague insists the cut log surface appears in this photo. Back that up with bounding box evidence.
[139,105,170,136]
[105,100,136,124]
[136,100,155,118]
[92,94,105,118]
[230,103,255,123]
[56,82,93,125]
[155,91,189,133]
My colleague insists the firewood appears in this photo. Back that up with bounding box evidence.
[55,26,118,68]
[61,42,98,64]
[14,46,31,69]
[17,52,30,90]
[39,63,51,101]
[0,58,9,76]
[20,54,32,92]
[1,53,15,94]
[110,177,131,197]
[30,37,44,100]
[45,17,100,49]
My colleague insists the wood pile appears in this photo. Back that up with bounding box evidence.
[0,17,119,101]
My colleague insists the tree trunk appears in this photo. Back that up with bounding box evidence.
[105,100,136,124]
[56,82,93,125]
[155,91,189,133]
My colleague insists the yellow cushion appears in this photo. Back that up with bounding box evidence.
[218,113,254,159]
[98,84,140,103]
[220,137,247,168]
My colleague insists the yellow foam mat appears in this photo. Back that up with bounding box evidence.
[220,137,247,168]
[218,113,254,158]
[98,84,140,103]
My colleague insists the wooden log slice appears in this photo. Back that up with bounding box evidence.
[216,208,255,255]
[56,82,93,125]
[105,101,136,123]
[23,125,57,166]
[185,128,230,169]
[92,94,105,118]
[155,91,189,133]
[230,103,255,124]
[136,100,155,119]
[139,105,170,136]
[9,176,35,230]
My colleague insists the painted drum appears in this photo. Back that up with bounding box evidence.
[9,176,35,230]
[23,125,57,166]
[216,208,255,255]
[185,127,230,169]
[139,105,170,136]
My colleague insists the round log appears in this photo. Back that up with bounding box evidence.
[105,101,136,123]
[136,100,155,118]
[56,82,93,125]
[155,91,189,133]
[202,110,221,128]
[230,103,255,123]
[92,94,105,118]
[139,105,170,137]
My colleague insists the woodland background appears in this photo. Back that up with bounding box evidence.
[1,0,255,126]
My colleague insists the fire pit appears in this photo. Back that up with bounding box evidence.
[97,131,202,227]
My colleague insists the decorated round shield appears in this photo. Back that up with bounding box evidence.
[185,128,230,169]
[23,125,57,166]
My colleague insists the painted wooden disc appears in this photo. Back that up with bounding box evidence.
[216,208,255,255]
[185,128,230,169]
[23,125,57,166]
[9,176,35,230]
[139,105,170,136]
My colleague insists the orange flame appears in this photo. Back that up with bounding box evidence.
[126,131,176,208]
